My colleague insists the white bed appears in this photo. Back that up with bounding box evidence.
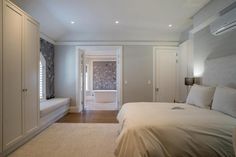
[115,102,236,157]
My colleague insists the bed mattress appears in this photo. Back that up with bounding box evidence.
[115,102,236,157]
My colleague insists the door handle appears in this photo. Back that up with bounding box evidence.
[155,88,159,92]
[22,89,28,92]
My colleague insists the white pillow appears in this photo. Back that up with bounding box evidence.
[186,84,215,109]
[212,86,236,118]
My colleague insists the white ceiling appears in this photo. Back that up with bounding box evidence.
[11,0,210,42]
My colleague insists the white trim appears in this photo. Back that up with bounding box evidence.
[75,46,123,112]
[40,33,56,45]
[152,47,156,102]
[55,41,179,46]
[75,48,82,112]
[69,106,80,113]
[117,46,123,109]
[85,55,116,59]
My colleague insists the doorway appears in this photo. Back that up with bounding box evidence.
[76,46,123,112]
[153,47,178,102]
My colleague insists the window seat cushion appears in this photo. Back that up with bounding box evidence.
[40,98,70,118]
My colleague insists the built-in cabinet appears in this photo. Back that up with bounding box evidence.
[1,0,39,155]
[0,0,3,154]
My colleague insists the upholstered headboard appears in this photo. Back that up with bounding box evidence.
[202,55,236,88]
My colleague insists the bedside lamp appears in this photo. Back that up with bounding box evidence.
[185,77,194,93]
[185,77,194,86]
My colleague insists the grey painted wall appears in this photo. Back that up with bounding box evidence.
[54,45,154,106]
[193,26,236,77]
[123,46,153,103]
[54,45,76,106]
[193,0,235,28]
[187,0,236,77]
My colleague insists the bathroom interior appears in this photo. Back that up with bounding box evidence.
[83,47,118,111]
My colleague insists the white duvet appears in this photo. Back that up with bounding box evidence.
[115,102,236,157]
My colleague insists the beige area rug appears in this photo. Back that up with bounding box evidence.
[9,123,119,157]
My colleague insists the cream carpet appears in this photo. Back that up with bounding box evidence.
[9,123,119,157]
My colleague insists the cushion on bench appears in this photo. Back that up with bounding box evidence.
[40,98,70,117]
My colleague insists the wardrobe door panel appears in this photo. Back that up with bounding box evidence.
[23,17,39,134]
[0,0,3,153]
[3,2,23,148]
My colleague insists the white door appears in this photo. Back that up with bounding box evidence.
[23,17,39,134]
[3,2,24,149]
[79,49,86,111]
[154,47,178,102]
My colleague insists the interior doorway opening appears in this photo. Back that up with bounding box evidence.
[76,46,123,112]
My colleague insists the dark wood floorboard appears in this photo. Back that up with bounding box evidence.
[56,110,119,123]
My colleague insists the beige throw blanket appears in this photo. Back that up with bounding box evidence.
[115,102,236,157]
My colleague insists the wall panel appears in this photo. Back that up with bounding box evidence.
[0,0,3,153]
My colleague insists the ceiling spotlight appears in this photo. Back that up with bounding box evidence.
[70,21,75,24]
[115,21,119,24]
[168,24,173,27]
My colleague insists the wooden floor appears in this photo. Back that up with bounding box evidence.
[57,110,119,123]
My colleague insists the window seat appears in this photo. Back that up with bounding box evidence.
[40,98,70,127]
[40,98,70,117]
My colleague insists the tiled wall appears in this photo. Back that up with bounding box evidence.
[40,38,55,99]
[93,61,116,90]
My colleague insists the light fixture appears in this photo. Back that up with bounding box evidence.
[185,77,195,94]
[185,77,194,86]
[168,24,173,27]
[115,21,119,24]
[70,21,75,24]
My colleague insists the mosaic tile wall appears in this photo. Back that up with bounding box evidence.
[93,61,116,90]
[40,38,55,99]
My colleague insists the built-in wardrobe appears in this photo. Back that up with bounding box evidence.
[0,0,40,156]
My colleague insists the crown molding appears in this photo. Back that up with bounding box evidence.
[190,15,219,34]
[40,33,56,45]
[55,41,179,46]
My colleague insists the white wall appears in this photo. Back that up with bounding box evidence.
[54,45,77,106]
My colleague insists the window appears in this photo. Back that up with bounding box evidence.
[39,53,46,100]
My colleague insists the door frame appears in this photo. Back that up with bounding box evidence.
[74,46,123,112]
[152,46,179,102]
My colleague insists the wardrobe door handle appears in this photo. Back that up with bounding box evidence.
[22,89,28,92]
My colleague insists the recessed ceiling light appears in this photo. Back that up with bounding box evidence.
[168,24,173,27]
[70,21,75,24]
[115,21,119,24]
